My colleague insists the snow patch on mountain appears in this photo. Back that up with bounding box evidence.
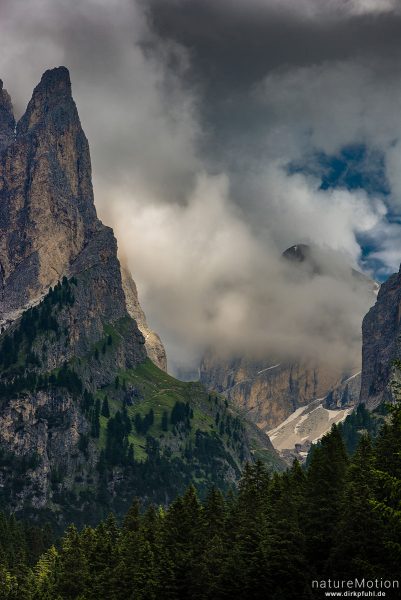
[267,398,352,455]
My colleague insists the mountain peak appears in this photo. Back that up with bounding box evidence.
[17,66,75,136]
[0,79,15,154]
[34,66,72,103]
[0,68,98,323]
[32,67,72,103]
[39,65,71,87]
[282,244,311,263]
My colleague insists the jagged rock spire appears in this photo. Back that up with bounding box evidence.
[17,66,73,135]
[0,67,166,372]
[0,67,99,322]
[0,79,15,154]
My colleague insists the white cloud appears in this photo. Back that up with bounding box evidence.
[253,59,401,162]
[111,170,382,371]
[222,0,400,18]
[247,166,386,260]
[347,0,400,15]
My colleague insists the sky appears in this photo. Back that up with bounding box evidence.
[1,0,400,374]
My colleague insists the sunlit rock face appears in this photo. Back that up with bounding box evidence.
[121,265,167,371]
[0,66,165,368]
[200,353,359,432]
[0,68,99,325]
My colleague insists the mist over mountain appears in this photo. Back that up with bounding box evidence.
[200,244,379,459]
[0,0,400,375]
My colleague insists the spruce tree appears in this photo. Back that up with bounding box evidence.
[101,396,110,418]
[263,471,311,599]
[85,518,120,600]
[54,526,88,599]
[188,488,227,599]
[90,399,100,438]
[123,498,141,533]
[222,462,270,598]
[163,486,203,599]
[368,400,401,578]
[32,546,58,600]
[330,435,386,579]
[303,424,348,574]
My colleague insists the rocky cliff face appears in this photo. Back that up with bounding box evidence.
[0,66,147,378]
[0,67,147,516]
[360,269,401,409]
[0,68,99,326]
[200,354,358,431]
[0,67,166,367]
[121,265,167,371]
[0,68,280,524]
[0,80,15,155]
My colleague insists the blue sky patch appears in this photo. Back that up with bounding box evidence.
[289,144,390,197]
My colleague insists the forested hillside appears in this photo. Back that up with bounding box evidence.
[1,394,400,599]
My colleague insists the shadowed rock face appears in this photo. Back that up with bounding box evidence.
[0,80,15,154]
[360,269,401,409]
[282,244,312,264]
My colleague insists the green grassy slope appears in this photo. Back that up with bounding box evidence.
[96,358,282,471]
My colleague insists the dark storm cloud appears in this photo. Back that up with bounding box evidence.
[146,0,401,215]
[147,0,401,93]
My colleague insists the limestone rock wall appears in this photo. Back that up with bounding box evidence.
[0,67,150,516]
[360,270,401,409]
[121,265,167,371]
[200,354,356,430]
[0,80,15,154]
[0,68,100,326]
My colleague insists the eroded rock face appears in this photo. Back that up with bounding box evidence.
[0,67,154,361]
[0,66,166,371]
[0,80,15,154]
[0,390,96,512]
[200,354,358,430]
[0,67,149,515]
[0,67,100,326]
[360,270,401,409]
[121,265,167,371]
[324,370,361,410]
